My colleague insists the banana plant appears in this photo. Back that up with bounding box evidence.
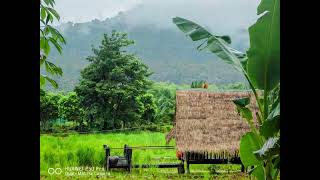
[172,0,279,179]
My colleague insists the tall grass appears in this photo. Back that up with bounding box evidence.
[40,132,177,172]
[40,131,247,179]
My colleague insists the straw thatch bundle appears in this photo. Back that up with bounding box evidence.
[169,90,258,156]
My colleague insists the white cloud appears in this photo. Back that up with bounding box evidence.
[54,0,259,36]
[54,0,142,23]
[124,0,259,32]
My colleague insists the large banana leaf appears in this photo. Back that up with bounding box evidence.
[172,17,247,72]
[246,0,280,91]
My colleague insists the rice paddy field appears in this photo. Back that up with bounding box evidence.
[40,131,250,179]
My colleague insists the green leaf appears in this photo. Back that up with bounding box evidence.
[206,36,244,71]
[247,0,280,91]
[268,101,280,120]
[172,17,211,40]
[47,25,66,44]
[40,19,46,26]
[40,37,50,55]
[260,116,280,138]
[233,97,250,107]
[45,76,58,89]
[49,37,62,54]
[260,99,280,138]
[240,132,261,167]
[40,74,46,87]
[172,17,245,72]
[47,7,60,20]
[41,7,47,20]
[46,13,51,24]
[44,61,63,76]
[49,0,55,7]
[251,165,265,180]
[43,0,50,6]
[239,56,248,71]
[236,106,253,121]
[272,155,280,170]
[43,26,50,35]
[49,13,54,23]
[217,36,231,44]
[40,57,45,66]
[233,97,253,123]
[40,37,45,49]
[254,137,280,160]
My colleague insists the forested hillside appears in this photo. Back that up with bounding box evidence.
[47,9,249,91]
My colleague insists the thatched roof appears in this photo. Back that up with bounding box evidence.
[168,90,258,155]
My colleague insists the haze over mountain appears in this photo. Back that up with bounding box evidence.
[48,0,258,91]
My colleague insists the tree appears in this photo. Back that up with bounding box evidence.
[148,82,176,124]
[40,0,66,88]
[57,92,86,131]
[136,93,158,124]
[173,0,280,179]
[40,89,61,131]
[75,31,152,130]
[58,92,84,122]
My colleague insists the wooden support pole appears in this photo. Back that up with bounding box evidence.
[186,152,190,174]
[103,145,111,171]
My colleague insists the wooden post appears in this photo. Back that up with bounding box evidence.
[103,145,110,171]
[125,145,132,172]
[186,152,190,174]
[178,161,185,174]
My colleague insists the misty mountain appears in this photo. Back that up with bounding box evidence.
[48,10,250,91]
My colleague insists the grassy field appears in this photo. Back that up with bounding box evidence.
[40,131,250,179]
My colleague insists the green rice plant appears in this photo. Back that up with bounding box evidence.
[40,132,249,179]
[76,147,96,166]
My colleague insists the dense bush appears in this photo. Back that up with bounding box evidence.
[40,90,86,132]
[57,92,87,131]
[40,89,62,131]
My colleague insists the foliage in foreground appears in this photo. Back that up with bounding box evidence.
[172,0,280,179]
[40,0,66,88]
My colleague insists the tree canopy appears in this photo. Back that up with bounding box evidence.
[75,31,154,130]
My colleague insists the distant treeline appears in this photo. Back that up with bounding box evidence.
[40,31,248,133]
[40,81,248,133]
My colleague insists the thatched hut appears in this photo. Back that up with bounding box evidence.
[166,90,258,158]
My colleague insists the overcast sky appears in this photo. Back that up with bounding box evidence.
[54,0,259,32]
[54,0,142,23]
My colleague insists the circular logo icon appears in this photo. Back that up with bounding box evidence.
[48,168,55,175]
[55,168,62,174]
[48,168,62,175]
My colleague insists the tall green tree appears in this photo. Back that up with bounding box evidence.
[40,0,66,88]
[75,31,152,130]
[173,0,280,179]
